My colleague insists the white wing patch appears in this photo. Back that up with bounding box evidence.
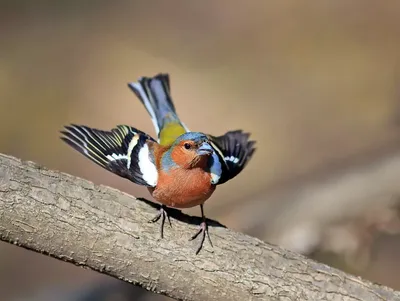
[107,153,128,161]
[210,152,222,184]
[126,135,139,168]
[106,135,139,169]
[224,156,239,164]
[138,144,158,186]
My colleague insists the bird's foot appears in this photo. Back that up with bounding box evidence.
[189,220,213,255]
[148,204,172,239]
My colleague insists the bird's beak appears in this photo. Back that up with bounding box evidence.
[197,142,213,156]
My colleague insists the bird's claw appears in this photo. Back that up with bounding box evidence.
[148,205,172,239]
[149,211,162,223]
[189,220,213,254]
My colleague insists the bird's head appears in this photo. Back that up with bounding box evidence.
[165,132,214,169]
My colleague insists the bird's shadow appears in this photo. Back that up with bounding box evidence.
[136,197,227,229]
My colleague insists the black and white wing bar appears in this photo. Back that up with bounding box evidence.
[209,130,256,185]
[60,124,158,187]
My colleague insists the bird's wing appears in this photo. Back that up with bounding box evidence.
[61,124,158,187]
[208,130,256,184]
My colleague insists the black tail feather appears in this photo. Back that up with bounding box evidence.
[128,73,188,136]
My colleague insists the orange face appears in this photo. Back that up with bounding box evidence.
[170,140,211,169]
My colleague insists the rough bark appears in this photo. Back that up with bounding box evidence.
[0,153,399,301]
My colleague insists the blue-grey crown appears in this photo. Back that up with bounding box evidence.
[173,132,208,144]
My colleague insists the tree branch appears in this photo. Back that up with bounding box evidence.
[0,153,399,301]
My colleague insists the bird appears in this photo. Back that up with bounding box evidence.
[60,73,256,254]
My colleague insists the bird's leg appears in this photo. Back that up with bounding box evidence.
[189,205,213,254]
[148,204,172,239]
[136,198,173,239]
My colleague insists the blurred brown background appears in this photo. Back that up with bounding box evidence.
[2,1,400,300]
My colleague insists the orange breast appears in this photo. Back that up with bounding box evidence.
[150,168,216,208]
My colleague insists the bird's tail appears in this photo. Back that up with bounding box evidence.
[128,73,189,143]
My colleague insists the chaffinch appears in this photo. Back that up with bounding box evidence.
[61,73,256,254]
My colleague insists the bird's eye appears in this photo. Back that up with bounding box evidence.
[184,143,191,150]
